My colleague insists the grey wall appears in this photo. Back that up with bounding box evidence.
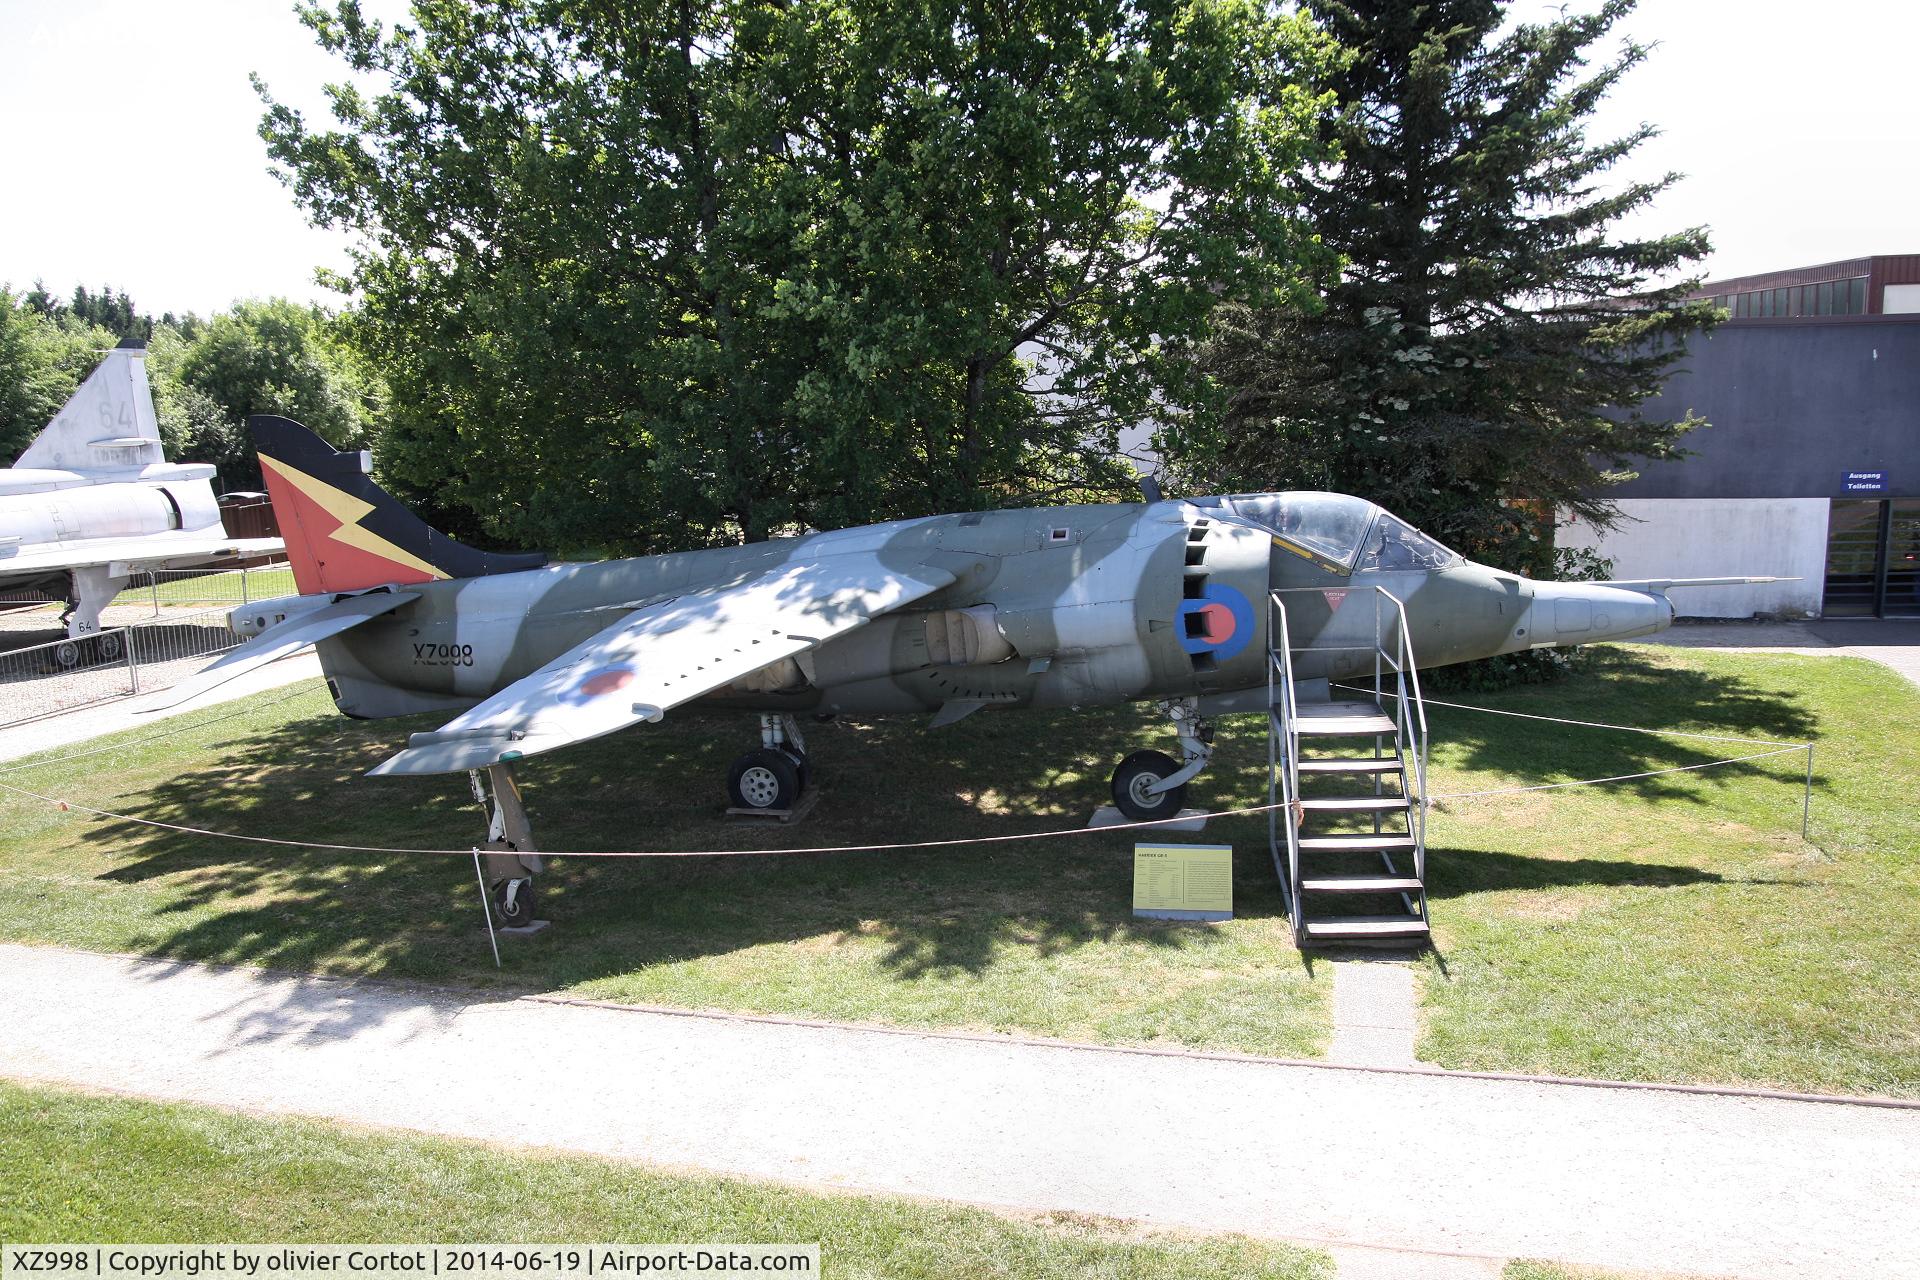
[1612,317,1920,499]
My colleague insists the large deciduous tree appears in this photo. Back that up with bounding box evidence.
[1163,0,1719,571]
[258,0,1337,553]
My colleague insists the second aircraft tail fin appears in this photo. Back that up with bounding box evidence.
[13,339,164,473]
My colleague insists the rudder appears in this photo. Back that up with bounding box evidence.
[251,415,547,595]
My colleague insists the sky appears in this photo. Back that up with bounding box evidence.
[0,0,1914,318]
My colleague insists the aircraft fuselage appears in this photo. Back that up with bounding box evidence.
[264,495,1672,724]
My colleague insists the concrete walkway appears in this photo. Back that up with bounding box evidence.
[1646,618,1920,688]
[1326,960,1420,1068]
[0,653,322,765]
[2,943,1914,1280]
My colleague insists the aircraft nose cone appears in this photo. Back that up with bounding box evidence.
[1546,583,1672,644]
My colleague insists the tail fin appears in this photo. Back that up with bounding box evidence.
[13,339,164,472]
[251,415,547,596]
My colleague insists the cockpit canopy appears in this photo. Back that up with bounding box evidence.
[1220,491,1458,573]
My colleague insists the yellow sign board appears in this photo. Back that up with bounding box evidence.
[1132,843,1233,921]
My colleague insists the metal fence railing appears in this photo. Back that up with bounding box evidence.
[0,607,244,729]
[115,562,297,615]
[0,561,295,618]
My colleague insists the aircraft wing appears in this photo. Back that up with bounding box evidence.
[0,536,285,583]
[368,557,958,776]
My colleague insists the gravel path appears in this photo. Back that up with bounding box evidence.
[2,942,1913,1280]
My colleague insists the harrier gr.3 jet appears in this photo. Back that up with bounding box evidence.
[162,416,1778,926]
[1,340,284,663]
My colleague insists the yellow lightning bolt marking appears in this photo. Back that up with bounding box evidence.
[261,453,449,581]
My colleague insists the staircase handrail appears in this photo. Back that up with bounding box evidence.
[1267,589,1304,942]
[1371,587,1430,883]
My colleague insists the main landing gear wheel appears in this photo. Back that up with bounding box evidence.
[95,632,123,662]
[53,640,82,669]
[1111,749,1187,822]
[494,876,537,929]
[728,747,805,811]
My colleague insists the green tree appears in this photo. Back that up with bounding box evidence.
[0,288,116,462]
[22,282,155,344]
[1163,0,1719,571]
[259,0,1337,553]
[163,298,383,486]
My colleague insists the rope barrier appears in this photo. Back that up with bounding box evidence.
[0,742,1813,859]
[1429,746,1810,801]
[0,774,1300,856]
[1330,681,1811,748]
[0,662,1823,857]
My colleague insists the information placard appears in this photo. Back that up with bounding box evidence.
[1132,843,1233,921]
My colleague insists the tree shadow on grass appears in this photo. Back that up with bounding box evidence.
[78,701,1284,994]
[1416,647,1827,810]
[1422,845,1726,899]
[52,648,1803,1004]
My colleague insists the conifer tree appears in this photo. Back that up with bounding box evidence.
[1167,0,1719,571]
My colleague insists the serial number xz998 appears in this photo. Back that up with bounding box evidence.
[8,1252,91,1272]
[411,642,475,667]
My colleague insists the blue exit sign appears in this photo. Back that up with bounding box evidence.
[1844,471,1888,493]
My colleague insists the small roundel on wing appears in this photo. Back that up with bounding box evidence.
[567,664,638,704]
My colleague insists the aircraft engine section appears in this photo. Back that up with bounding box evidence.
[0,482,219,548]
[792,606,1015,690]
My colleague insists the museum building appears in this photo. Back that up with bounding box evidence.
[1561,253,1920,618]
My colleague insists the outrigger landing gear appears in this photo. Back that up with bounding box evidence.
[1110,697,1215,822]
[468,763,545,929]
[727,713,811,812]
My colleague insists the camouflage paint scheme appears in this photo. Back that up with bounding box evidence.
[192,416,1775,922]
[274,494,1670,731]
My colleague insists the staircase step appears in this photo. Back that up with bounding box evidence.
[1299,797,1406,813]
[1303,916,1430,941]
[1297,833,1416,852]
[1300,875,1424,894]
[1297,757,1404,774]
[1294,701,1399,737]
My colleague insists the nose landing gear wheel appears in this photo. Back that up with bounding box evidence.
[728,747,804,811]
[494,876,537,929]
[1111,749,1187,822]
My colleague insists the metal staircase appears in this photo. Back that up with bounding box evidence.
[1268,587,1431,946]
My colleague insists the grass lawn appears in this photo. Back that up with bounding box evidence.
[0,1080,1330,1279]
[0,642,1912,1094]
[0,681,1327,1058]
[1416,645,1920,1096]
[107,567,299,611]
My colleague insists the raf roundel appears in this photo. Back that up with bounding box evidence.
[1177,583,1256,661]
[567,664,638,705]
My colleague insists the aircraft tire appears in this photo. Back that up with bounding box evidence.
[494,876,536,929]
[1111,750,1187,822]
[729,748,803,811]
[96,632,124,663]
[53,640,81,670]
[780,747,811,790]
